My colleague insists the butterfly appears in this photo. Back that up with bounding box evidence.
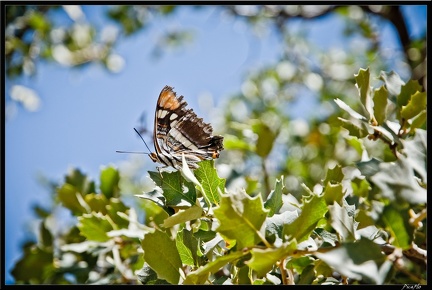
[139,85,224,171]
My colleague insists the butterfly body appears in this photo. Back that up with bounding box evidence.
[149,85,224,170]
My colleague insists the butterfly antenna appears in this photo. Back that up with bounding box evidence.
[134,127,153,153]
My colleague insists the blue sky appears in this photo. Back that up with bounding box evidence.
[4,5,426,284]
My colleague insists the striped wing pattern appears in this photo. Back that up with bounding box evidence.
[149,85,224,170]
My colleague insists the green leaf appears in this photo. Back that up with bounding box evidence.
[99,165,120,199]
[148,170,196,207]
[252,121,278,158]
[264,176,284,217]
[247,240,297,277]
[65,168,95,195]
[77,212,114,242]
[400,91,426,120]
[105,198,130,228]
[323,164,344,185]
[379,70,404,96]
[11,243,54,283]
[314,238,392,284]
[351,177,370,198]
[370,156,426,204]
[162,205,203,228]
[57,183,88,215]
[354,67,373,119]
[323,183,344,206]
[334,98,368,121]
[194,160,225,205]
[382,205,413,249]
[265,210,299,245]
[214,191,268,249]
[39,221,53,248]
[283,192,328,243]
[329,201,356,241]
[337,117,369,138]
[141,229,182,284]
[84,193,108,214]
[176,229,201,267]
[372,86,388,125]
[223,134,254,151]
[403,129,427,182]
[397,79,423,108]
[183,251,245,284]
[409,110,426,133]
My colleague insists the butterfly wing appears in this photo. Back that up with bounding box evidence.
[152,85,224,169]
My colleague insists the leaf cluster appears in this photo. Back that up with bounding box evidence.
[12,69,426,284]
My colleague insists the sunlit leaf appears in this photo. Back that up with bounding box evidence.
[403,129,427,182]
[323,183,344,206]
[214,191,268,249]
[162,205,203,228]
[370,156,426,204]
[194,160,225,205]
[354,67,373,119]
[329,201,356,241]
[176,229,200,267]
[314,238,392,284]
[337,117,369,138]
[77,212,114,242]
[379,70,404,96]
[400,91,426,120]
[264,176,284,217]
[247,240,297,277]
[323,164,344,185]
[283,192,328,243]
[397,79,423,108]
[372,86,388,125]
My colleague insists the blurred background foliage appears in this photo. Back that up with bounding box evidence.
[5,4,426,284]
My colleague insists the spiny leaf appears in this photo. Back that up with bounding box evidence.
[400,91,426,120]
[214,191,268,250]
[283,192,328,243]
[397,79,423,108]
[323,164,344,185]
[247,240,297,277]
